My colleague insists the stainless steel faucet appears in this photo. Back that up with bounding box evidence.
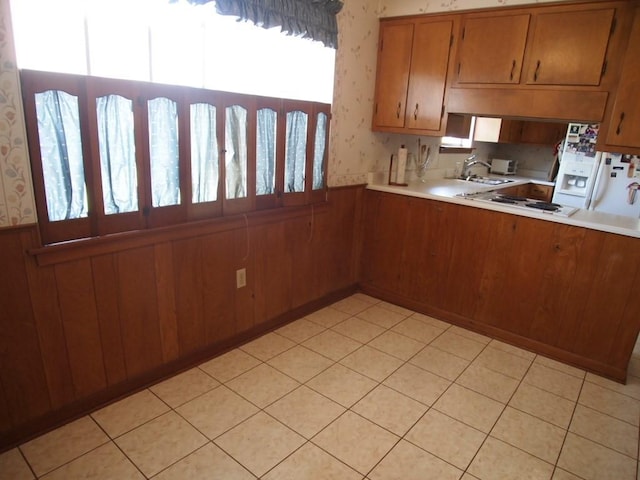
[461,154,492,179]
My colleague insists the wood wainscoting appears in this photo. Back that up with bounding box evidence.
[360,190,640,383]
[0,185,364,451]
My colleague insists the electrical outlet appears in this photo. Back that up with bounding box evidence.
[236,268,246,288]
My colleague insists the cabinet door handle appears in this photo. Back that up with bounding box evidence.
[533,60,541,82]
[413,103,419,121]
[616,112,626,135]
[396,102,401,119]
[510,59,516,81]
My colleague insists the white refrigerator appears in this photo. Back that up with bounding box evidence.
[552,123,601,209]
[589,152,640,218]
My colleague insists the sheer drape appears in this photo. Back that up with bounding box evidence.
[34,90,87,221]
[190,103,219,203]
[256,108,277,195]
[313,111,327,190]
[96,94,138,215]
[225,105,248,199]
[148,97,180,207]
[285,110,307,193]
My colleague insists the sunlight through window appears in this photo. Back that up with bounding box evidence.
[11,0,335,103]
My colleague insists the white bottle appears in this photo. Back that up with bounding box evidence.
[396,145,408,184]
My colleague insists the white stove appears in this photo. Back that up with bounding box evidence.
[458,191,578,217]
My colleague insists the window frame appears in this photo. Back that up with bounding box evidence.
[21,70,331,245]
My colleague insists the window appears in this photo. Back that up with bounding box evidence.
[22,71,330,244]
[10,0,335,103]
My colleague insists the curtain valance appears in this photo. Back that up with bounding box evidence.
[184,0,343,48]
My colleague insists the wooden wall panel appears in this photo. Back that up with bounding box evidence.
[20,231,75,408]
[0,185,363,450]
[0,230,50,425]
[92,254,128,385]
[153,243,180,363]
[361,192,411,291]
[253,222,292,323]
[611,262,640,366]
[173,238,205,355]
[474,214,519,327]
[360,190,640,381]
[529,224,586,344]
[289,215,315,309]
[0,382,12,434]
[234,228,254,335]
[116,247,163,377]
[497,217,555,334]
[554,229,605,350]
[54,260,107,397]
[574,234,640,362]
[201,231,239,345]
[444,206,493,319]
[325,189,361,290]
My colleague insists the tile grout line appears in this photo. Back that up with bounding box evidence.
[19,296,640,479]
[548,373,587,480]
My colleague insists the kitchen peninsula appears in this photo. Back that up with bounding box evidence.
[361,178,640,382]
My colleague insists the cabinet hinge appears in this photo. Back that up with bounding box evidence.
[601,60,608,78]
[462,27,465,40]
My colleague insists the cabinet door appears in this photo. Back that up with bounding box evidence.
[605,8,640,149]
[373,23,414,128]
[405,20,453,131]
[528,184,553,202]
[457,14,530,84]
[519,121,567,145]
[526,8,614,86]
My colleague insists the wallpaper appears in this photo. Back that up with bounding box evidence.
[0,0,35,227]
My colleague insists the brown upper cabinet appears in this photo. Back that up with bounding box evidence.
[454,3,618,88]
[456,14,530,84]
[372,16,457,135]
[373,1,637,137]
[524,8,615,86]
[599,5,640,153]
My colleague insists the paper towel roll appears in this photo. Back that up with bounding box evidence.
[396,145,408,184]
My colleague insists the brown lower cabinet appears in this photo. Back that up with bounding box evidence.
[361,190,640,382]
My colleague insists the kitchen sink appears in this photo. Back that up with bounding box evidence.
[458,175,515,186]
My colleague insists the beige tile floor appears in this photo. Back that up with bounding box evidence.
[2,293,640,479]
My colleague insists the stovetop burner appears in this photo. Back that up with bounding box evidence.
[491,197,517,204]
[457,191,577,217]
[498,195,528,202]
[525,201,563,212]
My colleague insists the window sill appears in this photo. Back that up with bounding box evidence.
[30,202,329,266]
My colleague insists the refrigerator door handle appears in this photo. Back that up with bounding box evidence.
[588,154,606,210]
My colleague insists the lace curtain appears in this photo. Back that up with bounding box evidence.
[257,108,277,195]
[96,94,138,215]
[225,105,248,199]
[190,103,219,203]
[35,90,88,221]
[182,0,343,48]
[285,110,307,193]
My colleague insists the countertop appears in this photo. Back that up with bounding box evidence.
[366,176,640,239]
